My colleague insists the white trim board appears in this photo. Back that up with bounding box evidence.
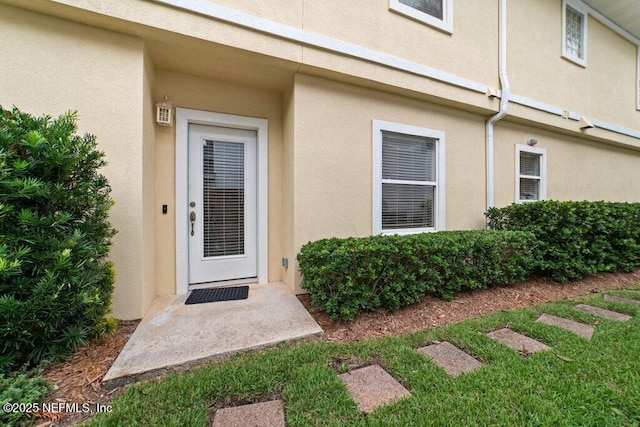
[508,95,640,140]
[175,108,268,294]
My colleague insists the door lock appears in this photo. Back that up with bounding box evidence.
[190,211,196,236]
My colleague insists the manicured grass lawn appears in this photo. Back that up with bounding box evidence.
[87,288,640,426]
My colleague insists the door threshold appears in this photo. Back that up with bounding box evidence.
[188,277,258,290]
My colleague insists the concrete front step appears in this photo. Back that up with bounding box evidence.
[574,304,631,322]
[338,365,411,414]
[603,294,640,306]
[487,328,551,354]
[536,313,594,339]
[103,282,323,385]
[417,341,483,377]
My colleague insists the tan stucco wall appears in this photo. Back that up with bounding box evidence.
[0,5,152,319]
[509,0,640,130]
[303,0,499,89]
[153,71,285,295]
[289,74,487,290]
[494,120,640,207]
[205,0,303,27]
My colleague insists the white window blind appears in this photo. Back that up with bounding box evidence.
[399,0,443,20]
[202,140,244,257]
[381,131,436,229]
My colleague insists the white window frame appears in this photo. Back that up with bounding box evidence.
[562,0,588,67]
[515,144,547,203]
[389,0,453,34]
[637,47,640,110]
[373,120,446,235]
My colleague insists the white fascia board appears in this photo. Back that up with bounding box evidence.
[155,0,487,94]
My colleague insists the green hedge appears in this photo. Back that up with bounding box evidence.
[297,230,537,320]
[0,106,116,372]
[486,200,640,282]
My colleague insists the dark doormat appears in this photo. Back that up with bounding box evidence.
[185,286,249,305]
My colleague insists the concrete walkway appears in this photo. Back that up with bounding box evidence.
[103,282,323,384]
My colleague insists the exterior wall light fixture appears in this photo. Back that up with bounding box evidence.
[527,138,538,146]
[156,95,174,126]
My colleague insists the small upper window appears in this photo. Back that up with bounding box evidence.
[390,0,453,34]
[516,144,547,203]
[562,0,587,67]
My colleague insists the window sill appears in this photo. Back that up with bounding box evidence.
[562,53,587,68]
[516,199,544,204]
[389,3,452,34]
[381,227,438,236]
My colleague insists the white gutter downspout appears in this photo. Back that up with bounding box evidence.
[486,0,509,215]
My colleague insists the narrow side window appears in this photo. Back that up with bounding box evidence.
[562,0,588,67]
[516,144,547,203]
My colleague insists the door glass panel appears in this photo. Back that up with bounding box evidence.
[203,140,244,257]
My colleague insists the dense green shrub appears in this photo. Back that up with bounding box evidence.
[0,106,116,372]
[297,230,537,320]
[0,371,50,427]
[486,200,640,282]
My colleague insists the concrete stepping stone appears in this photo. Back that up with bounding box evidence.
[487,328,551,354]
[536,313,593,339]
[338,364,411,414]
[417,341,483,377]
[574,304,631,322]
[604,294,640,306]
[212,400,285,427]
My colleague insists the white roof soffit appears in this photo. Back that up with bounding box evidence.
[582,0,640,43]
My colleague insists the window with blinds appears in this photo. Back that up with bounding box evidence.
[381,131,437,230]
[516,145,546,203]
[562,0,587,66]
[202,140,244,257]
[389,0,452,33]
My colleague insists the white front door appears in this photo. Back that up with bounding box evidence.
[188,124,257,285]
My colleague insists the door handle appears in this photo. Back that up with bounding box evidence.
[190,211,196,236]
